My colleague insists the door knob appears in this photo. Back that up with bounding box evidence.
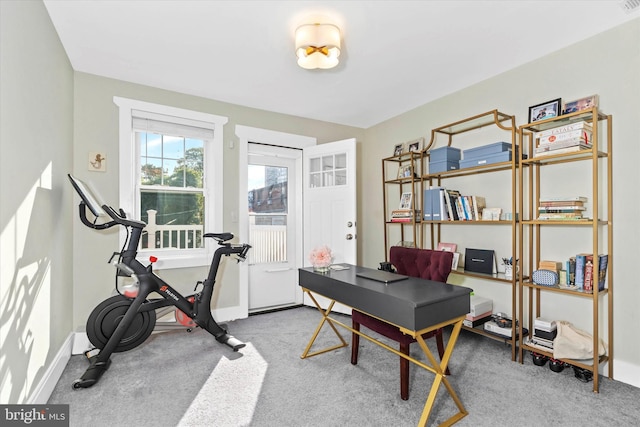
[347,221,354,228]
[346,234,354,240]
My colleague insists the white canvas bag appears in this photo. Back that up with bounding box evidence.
[553,320,606,360]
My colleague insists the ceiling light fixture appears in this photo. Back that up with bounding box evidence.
[295,23,341,70]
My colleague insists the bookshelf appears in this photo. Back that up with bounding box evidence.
[380,110,524,359]
[517,107,613,392]
[382,150,423,257]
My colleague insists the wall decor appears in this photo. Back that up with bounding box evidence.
[528,98,561,123]
[563,94,598,114]
[88,151,106,172]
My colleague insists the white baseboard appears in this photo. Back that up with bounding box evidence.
[27,333,73,404]
[72,332,90,355]
[614,359,640,388]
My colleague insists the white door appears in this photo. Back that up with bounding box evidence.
[303,138,357,314]
[248,145,300,312]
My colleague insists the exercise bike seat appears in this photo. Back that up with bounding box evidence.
[204,232,234,243]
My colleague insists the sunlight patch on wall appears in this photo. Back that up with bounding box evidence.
[0,163,52,403]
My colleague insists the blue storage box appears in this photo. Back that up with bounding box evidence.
[430,146,461,163]
[462,141,511,160]
[459,151,513,168]
[429,160,459,174]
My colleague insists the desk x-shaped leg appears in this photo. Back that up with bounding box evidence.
[300,288,468,426]
[300,289,348,358]
[405,316,468,426]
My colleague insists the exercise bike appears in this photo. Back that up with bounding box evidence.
[68,174,251,389]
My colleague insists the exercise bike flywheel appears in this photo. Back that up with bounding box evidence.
[86,295,157,352]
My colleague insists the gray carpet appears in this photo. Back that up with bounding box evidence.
[48,306,640,426]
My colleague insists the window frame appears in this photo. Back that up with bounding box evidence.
[114,97,228,269]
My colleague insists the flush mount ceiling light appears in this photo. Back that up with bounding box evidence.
[295,23,341,69]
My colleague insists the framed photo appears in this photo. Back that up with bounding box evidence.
[397,164,412,179]
[393,143,405,157]
[528,98,561,123]
[451,252,461,270]
[563,94,598,114]
[437,242,458,252]
[399,192,413,210]
[407,138,423,153]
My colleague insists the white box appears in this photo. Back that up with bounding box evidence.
[469,295,493,317]
[483,320,512,337]
[534,317,557,332]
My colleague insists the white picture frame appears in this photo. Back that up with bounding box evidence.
[399,192,413,210]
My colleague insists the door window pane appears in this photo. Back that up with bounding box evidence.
[248,164,289,264]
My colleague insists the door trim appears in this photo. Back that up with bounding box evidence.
[236,125,316,319]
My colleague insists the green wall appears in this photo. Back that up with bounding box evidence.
[0,0,74,403]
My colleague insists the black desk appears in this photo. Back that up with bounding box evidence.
[299,265,472,426]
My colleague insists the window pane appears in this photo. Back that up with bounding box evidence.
[335,153,347,169]
[141,190,204,249]
[163,135,184,159]
[146,133,162,157]
[335,169,347,185]
[309,157,320,173]
[141,158,163,185]
[163,159,181,186]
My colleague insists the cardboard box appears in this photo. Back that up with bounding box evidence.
[429,160,459,174]
[429,146,461,163]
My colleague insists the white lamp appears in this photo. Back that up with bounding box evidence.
[295,23,341,69]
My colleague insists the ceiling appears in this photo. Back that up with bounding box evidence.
[43,1,639,129]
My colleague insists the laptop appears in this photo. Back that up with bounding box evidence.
[356,269,409,284]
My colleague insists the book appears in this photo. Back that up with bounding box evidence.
[537,213,583,220]
[539,196,588,203]
[598,254,608,291]
[439,188,449,221]
[575,254,586,290]
[536,121,592,138]
[533,144,591,157]
[584,255,594,292]
[538,206,586,212]
[566,257,576,286]
[539,200,584,207]
[538,130,591,146]
[445,189,460,221]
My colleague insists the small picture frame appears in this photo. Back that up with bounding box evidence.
[397,164,412,179]
[407,138,423,153]
[451,252,461,270]
[529,98,561,123]
[563,94,598,114]
[393,143,405,157]
[437,242,458,252]
[399,192,413,210]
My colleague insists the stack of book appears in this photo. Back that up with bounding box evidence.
[538,196,587,220]
[390,209,419,223]
[574,253,608,292]
[533,121,592,157]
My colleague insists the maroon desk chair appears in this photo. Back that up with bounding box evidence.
[351,246,454,400]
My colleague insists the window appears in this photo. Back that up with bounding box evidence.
[115,97,228,268]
